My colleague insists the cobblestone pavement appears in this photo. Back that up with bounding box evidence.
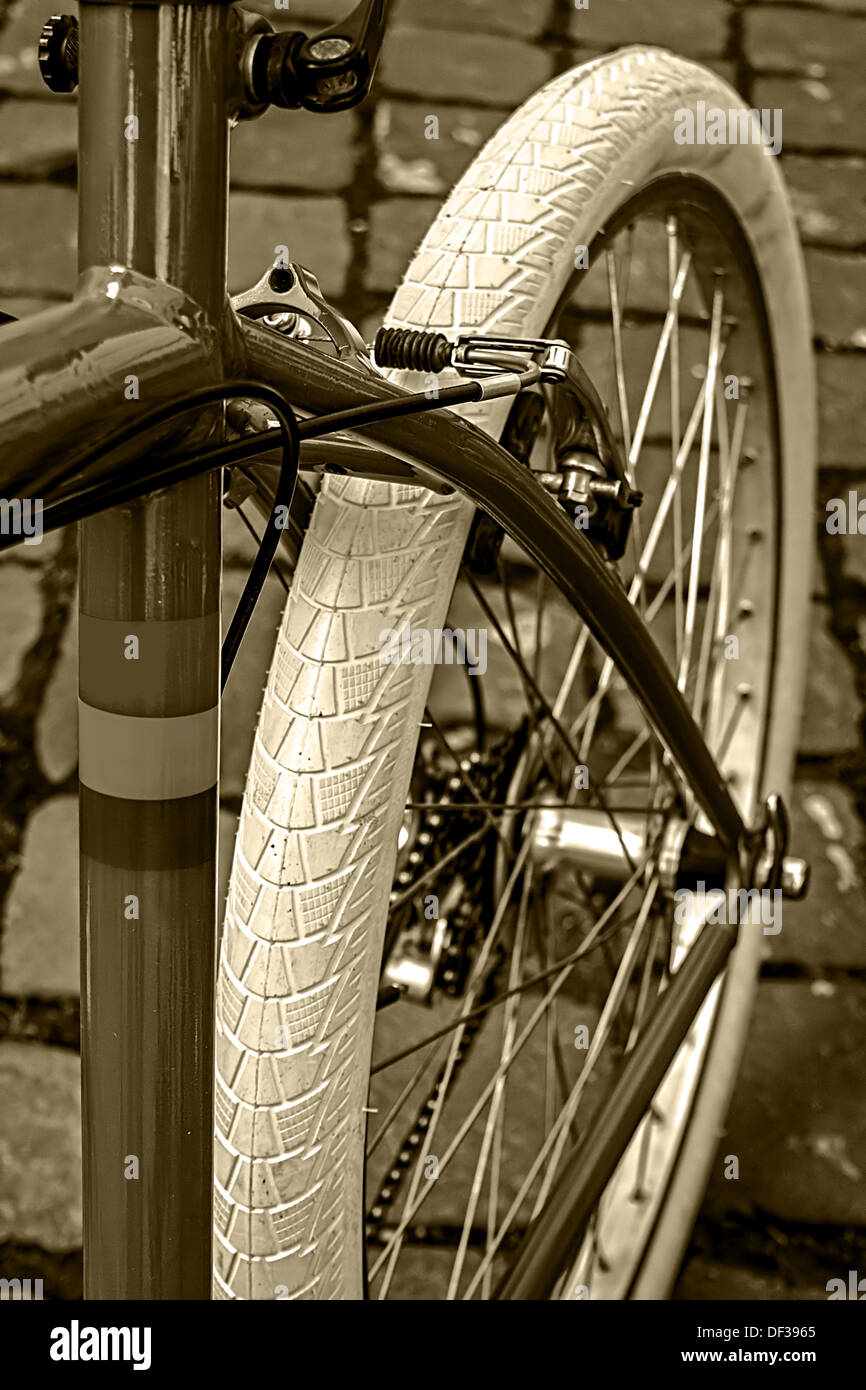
[0,0,864,1301]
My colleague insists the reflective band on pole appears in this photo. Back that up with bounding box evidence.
[78,612,220,716]
[78,699,219,800]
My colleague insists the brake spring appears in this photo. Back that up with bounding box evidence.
[373,327,453,374]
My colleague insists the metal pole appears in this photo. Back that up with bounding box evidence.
[77,0,232,1298]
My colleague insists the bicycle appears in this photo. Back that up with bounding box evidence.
[0,0,815,1300]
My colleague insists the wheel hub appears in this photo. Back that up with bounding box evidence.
[529,803,810,901]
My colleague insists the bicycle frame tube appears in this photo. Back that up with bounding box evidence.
[0,268,227,494]
[74,0,236,1299]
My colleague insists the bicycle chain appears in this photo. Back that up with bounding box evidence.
[366,730,522,1242]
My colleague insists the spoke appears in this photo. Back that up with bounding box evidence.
[599,725,652,791]
[563,491,721,817]
[497,554,526,669]
[628,250,692,474]
[619,246,693,626]
[548,332,728,742]
[447,863,533,1299]
[708,389,750,742]
[466,573,545,729]
[373,841,532,1297]
[367,862,648,1283]
[532,874,659,1215]
[551,624,592,724]
[606,238,646,607]
[712,680,750,767]
[690,373,731,724]
[234,504,291,592]
[463,571,640,876]
[644,499,720,629]
[533,570,546,685]
[389,823,488,912]
[678,279,724,694]
[367,1057,434,1159]
[422,706,510,851]
[539,897,576,1131]
[667,215,685,666]
[690,527,721,727]
[570,357,729,765]
[625,910,665,1052]
[578,503,722,783]
[461,876,659,1299]
[607,247,632,461]
[631,338,730,613]
[372,836,537,1196]
[372,898,639,1078]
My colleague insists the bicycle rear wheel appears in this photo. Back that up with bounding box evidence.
[214,48,814,1299]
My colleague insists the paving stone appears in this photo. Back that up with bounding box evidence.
[0,525,61,564]
[781,156,866,249]
[774,780,866,970]
[744,7,866,74]
[0,1041,80,1250]
[840,523,866,586]
[1,796,78,996]
[753,75,866,154]
[229,193,350,299]
[804,250,866,347]
[365,196,442,293]
[393,0,549,39]
[0,563,41,698]
[0,0,78,95]
[816,353,866,465]
[0,184,77,296]
[702,59,738,92]
[374,99,508,195]
[565,0,730,59]
[381,27,555,108]
[674,1256,828,1301]
[35,598,76,784]
[220,569,286,800]
[701,981,866,1227]
[0,98,77,175]
[231,106,358,193]
[799,602,862,757]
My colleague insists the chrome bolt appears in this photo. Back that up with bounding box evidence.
[780,856,810,900]
[309,36,352,60]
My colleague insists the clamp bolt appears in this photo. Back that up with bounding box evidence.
[308,36,353,60]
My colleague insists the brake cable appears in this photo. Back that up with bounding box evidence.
[0,380,300,688]
[6,364,540,683]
